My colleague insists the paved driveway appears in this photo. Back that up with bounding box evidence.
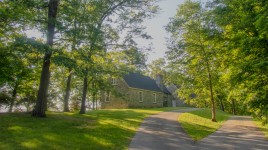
[198,116,268,150]
[129,109,268,150]
[129,108,199,150]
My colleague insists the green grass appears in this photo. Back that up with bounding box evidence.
[255,120,268,139]
[0,107,183,150]
[178,108,230,141]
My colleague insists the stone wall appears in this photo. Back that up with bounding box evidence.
[100,79,129,109]
[127,88,163,108]
[101,78,165,109]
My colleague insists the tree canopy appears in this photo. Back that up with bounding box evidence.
[166,0,268,123]
[0,0,159,116]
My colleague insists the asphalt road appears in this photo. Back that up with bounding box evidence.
[129,109,268,150]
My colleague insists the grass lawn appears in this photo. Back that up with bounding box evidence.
[178,108,230,141]
[255,120,268,139]
[0,107,183,150]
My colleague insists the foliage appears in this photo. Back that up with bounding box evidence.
[0,93,12,107]
[0,35,42,112]
[147,58,166,79]
[165,0,268,123]
[0,107,180,150]
[166,0,221,121]
[178,108,230,140]
[212,0,268,123]
[1,0,160,114]
[255,120,268,139]
[123,47,148,72]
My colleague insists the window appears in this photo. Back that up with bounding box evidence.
[105,92,111,102]
[112,78,117,85]
[153,93,157,103]
[139,91,143,102]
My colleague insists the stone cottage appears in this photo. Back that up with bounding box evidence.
[101,73,173,109]
[166,84,188,107]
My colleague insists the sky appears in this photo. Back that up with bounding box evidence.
[26,0,186,63]
[138,0,186,63]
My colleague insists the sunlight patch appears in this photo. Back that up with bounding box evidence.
[76,124,96,129]
[8,126,24,132]
[43,134,57,141]
[21,139,41,148]
[84,134,113,146]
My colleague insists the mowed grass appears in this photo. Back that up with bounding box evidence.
[0,107,182,150]
[178,108,230,141]
[255,121,268,139]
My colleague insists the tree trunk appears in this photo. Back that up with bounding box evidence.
[206,61,216,122]
[9,101,14,113]
[32,53,51,117]
[79,76,88,114]
[231,99,236,115]
[219,98,225,112]
[92,82,96,110]
[63,68,72,112]
[9,82,18,113]
[32,0,59,117]
[26,100,30,112]
[93,93,96,110]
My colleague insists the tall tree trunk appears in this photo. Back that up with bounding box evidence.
[32,0,59,117]
[206,61,216,122]
[219,98,225,112]
[63,68,72,112]
[9,82,18,113]
[92,82,96,110]
[26,100,30,112]
[79,76,88,114]
[231,99,236,115]
[92,91,96,110]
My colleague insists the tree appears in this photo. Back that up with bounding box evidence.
[52,52,76,112]
[123,47,148,72]
[212,0,268,123]
[72,0,159,114]
[147,58,166,79]
[56,0,93,112]
[0,36,43,112]
[166,0,222,121]
[32,0,60,117]
[1,0,158,115]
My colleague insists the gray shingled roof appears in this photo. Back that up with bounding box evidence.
[162,86,171,94]
[123,73,163,92]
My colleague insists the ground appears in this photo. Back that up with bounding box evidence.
[198,116,268,150]
[129,108,268,150]
[1,108,267,150]
[0,107,179,150]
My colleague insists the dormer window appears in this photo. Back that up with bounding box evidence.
[112,78,117,85]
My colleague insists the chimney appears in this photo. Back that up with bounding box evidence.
[156,74,164,91]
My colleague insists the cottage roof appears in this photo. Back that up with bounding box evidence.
[123,73,171,94]
[123,73,163,92]
[162,86,171,94]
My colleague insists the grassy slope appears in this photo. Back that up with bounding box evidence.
[255,121,268,139]
[0,107,181,150]
[178,109,230,141]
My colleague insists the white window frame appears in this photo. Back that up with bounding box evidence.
[112,78,117,85]
[105,92,111,102]
[139,91,143,102]
[153,93,157,103]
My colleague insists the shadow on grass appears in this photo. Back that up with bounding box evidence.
[177,109,230,141]
[187,109,230,122]
[0,108,177,150]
